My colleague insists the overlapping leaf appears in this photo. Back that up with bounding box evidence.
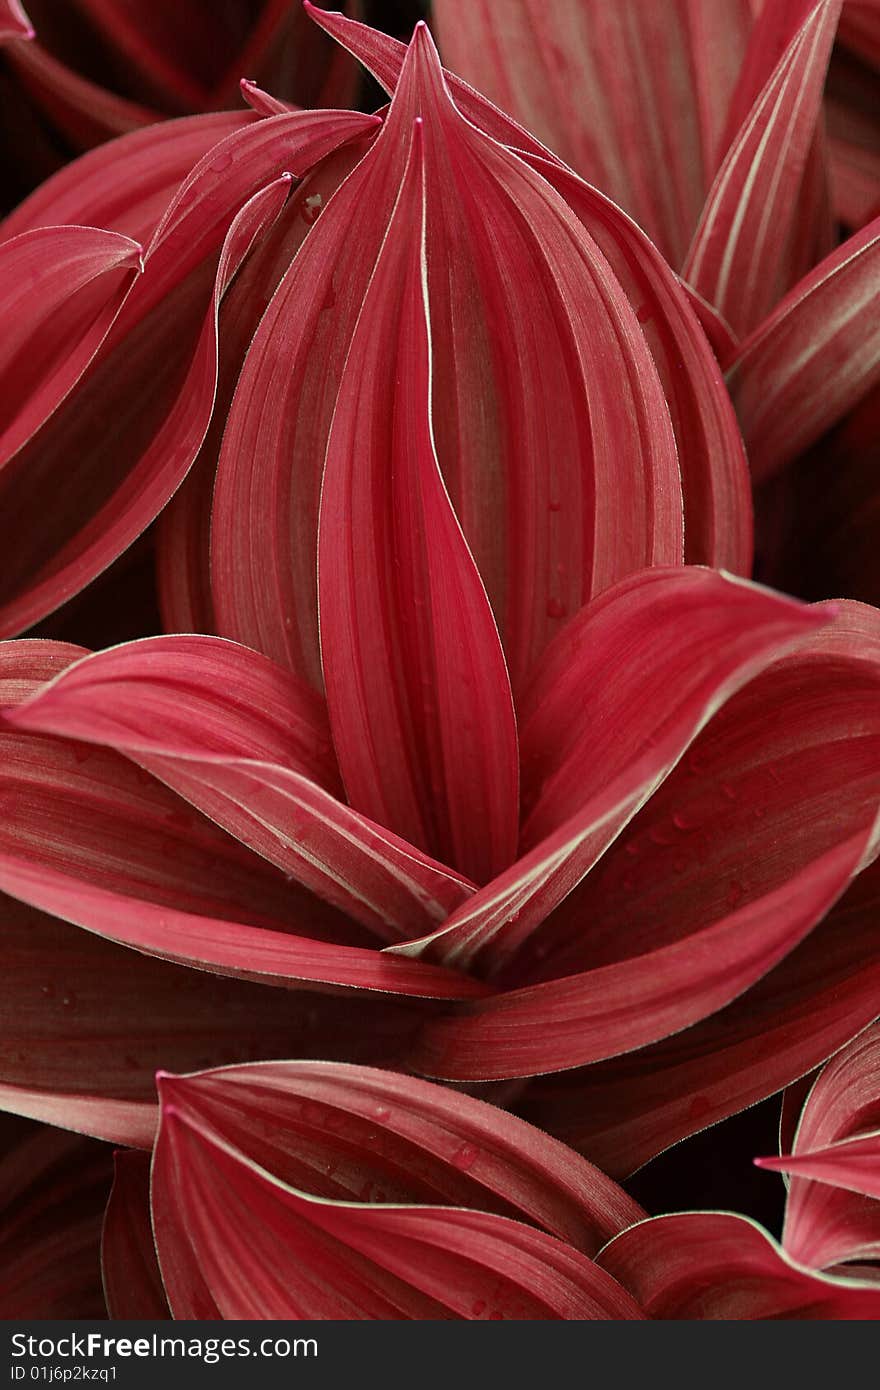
[0,888,425,1149]
[213,21,683,695]
[756,1024,880,1270]
[518,858,880,1175]
[149,1062,645,1255]
[0,108,379,636]
[0,225,142,468]
[152,1067,645,1319]
[683,0,842,335]
[400,592,880,1080]
[5,636,479,963]
[317,121,519,882]
[521,157,752,574]
[306,6,754,576]
[600,1211,880,1318]
[432,0,754,267]
[387,569,825,977]
[156,136,371,634]
[727,213,880,480]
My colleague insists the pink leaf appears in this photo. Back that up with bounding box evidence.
[150,1062,645,1257]
[156,145,368,634]
[726,213,880,481]
[0,174,294,636]
[402,595,880,1079]
[388,568,825,976]
[302,1,556,155]
[520,157,752,574]
[431,0,754,268]
[0,638,478,999]
[756,1023,880,1269]
[600,1211,880,1319]
[214,22,682,695]
[760,1133,880,1197]
[409,838,872,1081]
[518,857,880,1175]
[7,636,476,946]
[0,108,379,637]
[684,0,842,335]
[0,891,425,1148]
[317,119,519,883]
[239,77,296,116]
[8,634,340,789]
[152,1081,644,1319]
[0,225,142,466]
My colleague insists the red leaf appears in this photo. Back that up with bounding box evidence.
[388,568,824,977]
[726,213,880,481]
[152,1081,644,1319]
[151,1062,645,1256]
[756,1024,880,1269]
[520,157,752,574]
[156,143,368,634]
[683,284,741,362]
[1,110,256,245]
[302,1,554,155]
[403,595,880,1079]
[716,0,835,295]
[684,0,842,335]
[765,1132,880,1198]
[215,22,682,695]
[1,638,480,999]
[0,109,379,637]
[102,1151,169,1319]
[0,225,142,467]
[0,891,424,1148]
[0,176,291,634]
[318,120,519,883]
[7,636,477,949]
[431,0,754,268]
[8,634,340,789]
[409,839,871,1081]
[518,857,880,1176]
[239,77,296,116]
[0,0,33,41]
[600,1211,880,1319]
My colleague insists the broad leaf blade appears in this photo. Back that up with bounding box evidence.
[600,1211,880,1318]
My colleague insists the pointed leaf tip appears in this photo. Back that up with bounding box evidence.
[0,1,34,42]
[151,1060,645,1257]
[773,1022,880,1268]
[153,1069,645,1319]
[317,96,520,884]
[684,0,843,334]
